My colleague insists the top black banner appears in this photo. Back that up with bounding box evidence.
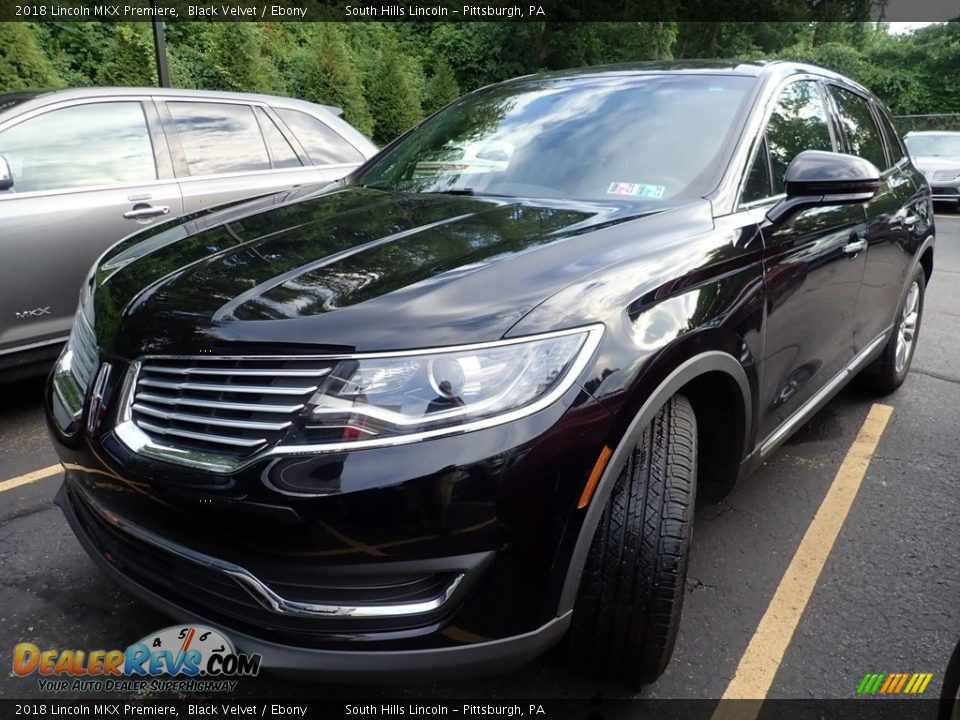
[2,0,959,22]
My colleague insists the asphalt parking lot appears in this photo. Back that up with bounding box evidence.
[1,215,958,703]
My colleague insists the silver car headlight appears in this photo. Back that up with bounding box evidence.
[283,324,603,449]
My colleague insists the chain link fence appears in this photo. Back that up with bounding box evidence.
[893,114,960,134]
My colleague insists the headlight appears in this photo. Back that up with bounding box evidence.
[284,324,603,449]
[933,170,959,181]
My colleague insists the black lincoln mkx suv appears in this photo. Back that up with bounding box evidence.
[46,61,933,687]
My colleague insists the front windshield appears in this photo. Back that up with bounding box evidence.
[905,134,960,158]
[356,74,756,203]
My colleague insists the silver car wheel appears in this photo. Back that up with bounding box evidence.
[895,281,920,374]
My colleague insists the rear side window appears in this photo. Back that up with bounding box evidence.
[276,109,364,165]
[167,102,271,176]
[255,108,302,169]
[829,87,887,170]
[765,81,834,195]
[0,102,156,193]
[875,108,907,166]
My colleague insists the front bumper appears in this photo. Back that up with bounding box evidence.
[928,182,960,204]
[55,481,571,681]
[46,356,613,677]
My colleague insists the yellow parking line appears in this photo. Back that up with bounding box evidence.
[712,403,894,715]
[0,464,63,494]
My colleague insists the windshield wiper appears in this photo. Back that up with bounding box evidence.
[429,189,521,199]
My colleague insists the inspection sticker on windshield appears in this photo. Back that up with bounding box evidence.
[607,182,665,199]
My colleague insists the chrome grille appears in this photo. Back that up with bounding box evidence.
[128,358,337,458]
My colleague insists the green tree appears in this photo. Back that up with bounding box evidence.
[423,60,460,115]
[205,23,279,93]
[36,23,114,86]
[428,24,523,92]
[365,36,422,144]
[289,24,374,137]
[0,23,62,91]
[96,24,156,86]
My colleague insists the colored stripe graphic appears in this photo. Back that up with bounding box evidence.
[906,673,933,694]
[893,673,909,693]
[905,674,920,693]
[857,672,932,694]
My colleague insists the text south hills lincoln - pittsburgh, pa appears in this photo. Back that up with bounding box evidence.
[344,4,545,17]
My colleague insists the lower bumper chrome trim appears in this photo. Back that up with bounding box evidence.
[70,482,464,620]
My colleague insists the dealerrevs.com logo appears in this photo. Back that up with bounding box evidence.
[13,625,261,693]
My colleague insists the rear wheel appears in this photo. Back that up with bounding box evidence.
[861,266,925,395]
[566,394,697,688]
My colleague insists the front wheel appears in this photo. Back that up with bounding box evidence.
[566,394,697,688]
[861,266,926,395]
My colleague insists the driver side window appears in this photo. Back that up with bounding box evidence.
[764,81,835,196]
[0,102,156,194]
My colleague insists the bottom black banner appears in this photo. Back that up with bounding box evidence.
[0,699,951,720]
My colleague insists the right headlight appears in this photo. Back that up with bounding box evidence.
[283,324,604,449]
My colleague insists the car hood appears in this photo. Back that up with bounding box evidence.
[912,155,960,175]
[92,186,708,357]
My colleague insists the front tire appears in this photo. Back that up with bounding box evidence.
[566,394,697,688]
[862,266,925,395]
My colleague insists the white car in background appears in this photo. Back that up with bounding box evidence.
[905,131,960,210]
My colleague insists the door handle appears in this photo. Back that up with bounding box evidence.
[123,205,169,220]
[893,207,921,227]
[843,239,868,255]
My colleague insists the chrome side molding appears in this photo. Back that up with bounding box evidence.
[759,327,891,459]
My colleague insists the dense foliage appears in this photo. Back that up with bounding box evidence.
[3,21,959,143]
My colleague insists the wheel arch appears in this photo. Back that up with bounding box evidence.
[919,244,934,287]
[557,350,751,614]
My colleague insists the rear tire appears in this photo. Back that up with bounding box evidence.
[566,394,697,688]
[861,266,925,395]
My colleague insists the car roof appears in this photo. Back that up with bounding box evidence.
[0,86,344,118]
[489,59,874,98]
[0,90,51,112]
[0,90,50,102]
[905,130,960,136]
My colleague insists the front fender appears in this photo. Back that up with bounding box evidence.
[558,348,752,615]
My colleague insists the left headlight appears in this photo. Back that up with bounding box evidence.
[283,324,604,449]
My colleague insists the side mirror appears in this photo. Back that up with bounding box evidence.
[766,150,880,224]
[0,156,11,191]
